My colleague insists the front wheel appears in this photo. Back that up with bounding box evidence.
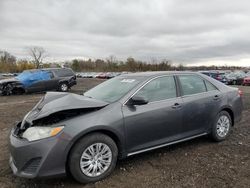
[2,84,13,96]
[68,133,118,184]
[211,111,232,142]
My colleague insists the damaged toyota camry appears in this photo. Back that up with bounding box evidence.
[9,72,243,183]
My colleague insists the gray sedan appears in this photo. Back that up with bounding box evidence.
[9,71,243,183]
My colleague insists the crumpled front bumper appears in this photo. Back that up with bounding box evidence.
[9,122,70,178]
[0,84,3,94]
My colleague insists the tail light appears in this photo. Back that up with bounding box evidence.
[238,89,243,97]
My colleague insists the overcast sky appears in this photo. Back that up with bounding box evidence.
[1,0,250,66]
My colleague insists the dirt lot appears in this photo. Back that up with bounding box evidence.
[0,78,249,188]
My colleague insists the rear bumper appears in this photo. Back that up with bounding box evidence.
[9,123,69,178]
[69,80,77,87]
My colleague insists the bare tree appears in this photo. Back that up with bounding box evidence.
[0,51,16,64]
[28,46,47,68]
[106,55,117,64]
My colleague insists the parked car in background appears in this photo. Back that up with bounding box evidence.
[9,71,243,183]
[2,73,14,77]
[95,72,112,79]
[225,71,246,85]
[77,72,95,78]
[0,68,76,95]
[76,72,124,79]
[200,71,225,83]
[86,72,99,78]
[243,71,250,86]
[95,72,105,79]
[76,72,83,78]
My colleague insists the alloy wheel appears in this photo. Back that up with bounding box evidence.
[80,143,112,177]
[60,83,68,91]
[216,115,230,137]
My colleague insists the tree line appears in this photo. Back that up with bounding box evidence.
[0,49,246,73]
[70,57,245,72]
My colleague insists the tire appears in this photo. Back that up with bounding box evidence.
[211,111,232,142]
[68,133,118,184]
[59,82,69,92]
[2,84,13,96]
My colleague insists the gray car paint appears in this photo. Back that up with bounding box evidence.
[21,92,108,126]
[9,71,243,179]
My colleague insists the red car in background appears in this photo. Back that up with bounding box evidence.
[243,72,250,86]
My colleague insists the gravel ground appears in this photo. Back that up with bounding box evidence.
[0,78,249,188]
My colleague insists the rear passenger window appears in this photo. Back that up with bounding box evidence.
[179,75,206,95]
[134,76,177,102]
[205,80,217,91]
[54,69,74,77]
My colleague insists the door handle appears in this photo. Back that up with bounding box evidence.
[172,103,182,109]
[213,95,220,101]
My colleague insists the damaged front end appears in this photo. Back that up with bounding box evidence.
[13,92,108,141]
[0,83,3,95]
[0,78,24,96]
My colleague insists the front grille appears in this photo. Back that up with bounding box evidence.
[22,157,42,174]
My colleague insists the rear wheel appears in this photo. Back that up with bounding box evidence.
[211,111,232,142]
[68,133,118,184]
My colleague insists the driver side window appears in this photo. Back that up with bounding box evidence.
[134,76,177,102]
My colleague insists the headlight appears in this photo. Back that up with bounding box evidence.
[22,126,64,141]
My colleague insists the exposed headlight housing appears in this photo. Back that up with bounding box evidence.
[22,126,64,141]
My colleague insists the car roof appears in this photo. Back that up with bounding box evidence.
[124,71,200,78]
[41,68,72,71]
[23,68,72,72]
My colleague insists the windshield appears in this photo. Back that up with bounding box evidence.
[15,70,34,81]
[84,77,142,103]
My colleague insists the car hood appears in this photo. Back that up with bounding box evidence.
[0,77,20,84]
[21,92,109,128]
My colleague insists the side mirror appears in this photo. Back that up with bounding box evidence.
[127,96,148,106]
